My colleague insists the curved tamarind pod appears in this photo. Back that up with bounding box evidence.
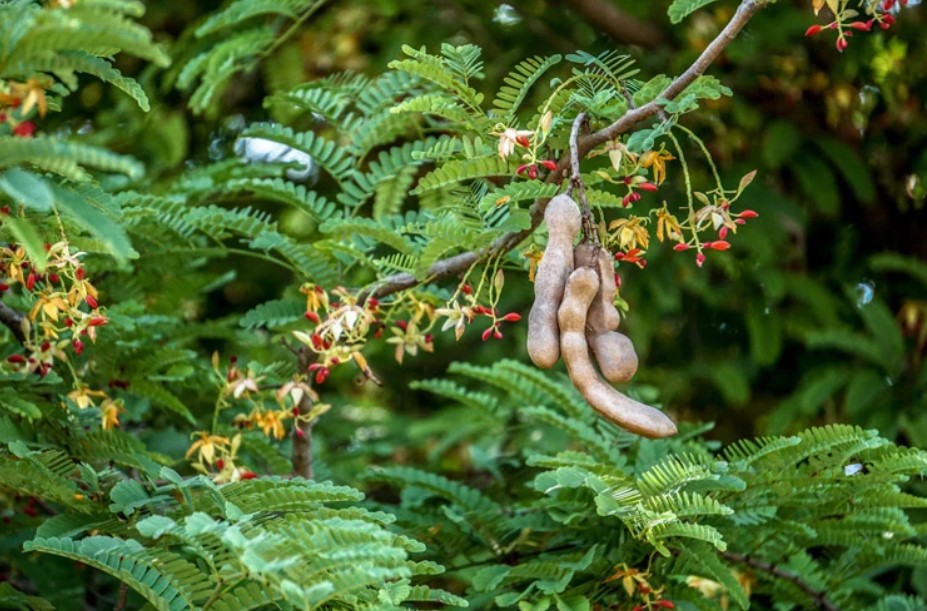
[527,194,581,368]
[573,244,620,333]
[558,267,677,439]
[574,244,638,382]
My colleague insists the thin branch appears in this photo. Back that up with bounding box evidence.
[721,551,841,611]
[0,301,26,344]
[113,582,128,611]
[291,346,316,480]
[561,0,664,48]
[366,0,764,300]
[568,112,598,244]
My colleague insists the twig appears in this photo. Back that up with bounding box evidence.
[0,301,26,344]
[113,582,128,611]
[721,551,841,611]
[567,112,598,244]
[291,346,316,480]
[561,0,664,48]
[365,0,764,300]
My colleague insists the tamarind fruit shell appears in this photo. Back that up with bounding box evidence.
[573,243,638,383]
[527,194,581,368]
[558,266,677,439]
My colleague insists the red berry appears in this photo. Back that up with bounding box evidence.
[541,159,557,171]
[216,459,225,470]
[638,182,658,192]
[85,295,98,309]
[88,316,107,327]
[501,312,521,322]
[295,428,305,438]
[305,311,320,323]
[481,327,493,342]
[7,354,25,364]
[240,471,258,480]
[13,121,35,138]
[315,367,329,384]
[26,272,37,291]
[805,24,823,36]
[709,240,731,251]
[673,243,690,251]
[836,37,849,52]
[73,339,84,356]
[75,268,85,280]
[739,209,758,218]
[696,252,706,267]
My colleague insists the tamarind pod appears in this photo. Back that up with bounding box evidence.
[574,244,635,382]
[527,194,581,368]
[589,331,639,383]
[573,244,620,333]
[558,267,677,439]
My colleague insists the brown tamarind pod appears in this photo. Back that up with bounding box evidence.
[588,332,639,383]
[573,244,620,333]
[574,244,638,382]
[558,267,677,439]
[527,194,581,368]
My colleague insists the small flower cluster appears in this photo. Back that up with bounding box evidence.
[606,563,675,611]
[3,242,108,377]
[435,271,521,343]
[294,283,377,379]
[595,142,673,207]
[0,78,49,138]
[671,198,758,268]
[186,432,258,483]
[805,0,906,52]
[494,111,558,180]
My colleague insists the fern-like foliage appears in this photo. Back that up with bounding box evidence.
[360,360,927,610]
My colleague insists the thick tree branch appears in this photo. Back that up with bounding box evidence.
[562,0,664,48]
[721,551,841,611]
[366,0,763,300]
[0,301,26,344]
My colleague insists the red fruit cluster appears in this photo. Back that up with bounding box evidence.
[517,159,557,180]
[805,0,904,52]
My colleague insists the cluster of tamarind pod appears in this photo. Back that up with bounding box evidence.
[526,193,678,439]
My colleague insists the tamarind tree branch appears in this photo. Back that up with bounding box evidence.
[0,301,26,344]
[720,551,841,611]
[560,0,664,48]
[366,0,764,300]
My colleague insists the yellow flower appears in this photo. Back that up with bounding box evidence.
[253,408,291,440]
[639,148,675,185]
[67,385,107,410]
[100,398,125,431]
[608,216,650,251]
[2,79,50,117]
[522,246,543,282]
[186,432,231,465]
[654,206,684,243]
[386,320,434,364]
[29,292,69,323]
[435,301,471,341]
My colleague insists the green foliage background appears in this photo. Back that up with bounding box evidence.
[1,0,926,609]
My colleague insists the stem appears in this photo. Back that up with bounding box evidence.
[364,0,765,300]
[720,551,841,611]
[113,582,128,611]
[568,112,598,244]
[667,131,700,249]
[0,301,26,344]
[291,346,316,480]
[676,124,724,194]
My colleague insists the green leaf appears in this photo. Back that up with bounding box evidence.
[53,187,137,266]
[668,0,721,23]
[0,169,54,212]
[2,216,47,272]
